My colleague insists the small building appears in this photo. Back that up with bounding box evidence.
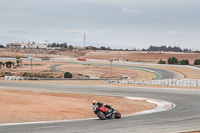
[6,43,23,49]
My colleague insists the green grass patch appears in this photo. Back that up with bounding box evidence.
[24,64,42,66]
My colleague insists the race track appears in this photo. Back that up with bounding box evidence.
[49,60,184,79]
[0,82,200,133]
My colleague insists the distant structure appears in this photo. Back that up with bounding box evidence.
[7,43,47,49]
[113,57,123,62]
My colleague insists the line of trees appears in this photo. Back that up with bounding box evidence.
[145,45,183,52]
[0,45,5,48]
[0,57,22,69]
[158,57,200,65]
[0,61,14,68]
[47,43,74,51]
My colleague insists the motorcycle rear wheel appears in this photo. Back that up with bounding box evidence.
[97,111,106,120]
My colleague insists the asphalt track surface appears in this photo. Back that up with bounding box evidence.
[0,82,200,133]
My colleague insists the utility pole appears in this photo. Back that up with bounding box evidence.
[27,42,35,78]
[45,40,48,58]
[90,52,91,65]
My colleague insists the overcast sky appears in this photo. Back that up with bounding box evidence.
[0,0,200,50]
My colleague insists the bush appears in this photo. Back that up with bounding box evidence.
[6,61,12,68]
[168,57,179,64]
[64,72,72,78]
[194,59,200,65]
[179,59,189,65]
[158,59,166,64]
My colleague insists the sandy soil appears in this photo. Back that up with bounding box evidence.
[0,60,156,81]
[1,48,200,64]
[0,48,85,58]
[0,89,156,124]
[83,51,200,64]
[57,63,156,80]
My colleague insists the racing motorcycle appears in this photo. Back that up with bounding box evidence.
[93,104,121,120]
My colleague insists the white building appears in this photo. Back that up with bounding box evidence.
[7,43,47,49]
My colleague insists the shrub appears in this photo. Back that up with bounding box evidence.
[194,59,200,65]
[6,61,12,68]
[168,57,179,64]
[64,72,72,78]
[158,59,166,64]
[179,59,189,65]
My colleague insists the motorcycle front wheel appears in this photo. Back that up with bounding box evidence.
[97,111,106,120]
[114,111,121,119]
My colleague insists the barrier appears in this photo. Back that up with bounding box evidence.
[4,76,23,80]
[103,79,200,87]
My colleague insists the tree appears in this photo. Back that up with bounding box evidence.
[158,59,166,64]
[100,46,106,50]
[0,45,5,48]
[16,57,20,66]
[6,61,12,68]
[179,59,189,65]
[2,63,5,68]
[194,59,200,65]
[12,62,15,68]
[69,45,73,51]
[16,60,20,66]
[64,72,72,78]
[168,57,179,64]
[147,45,182,52]
[63,43,68,48]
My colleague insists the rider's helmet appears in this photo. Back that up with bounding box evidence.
[92,100,97,105]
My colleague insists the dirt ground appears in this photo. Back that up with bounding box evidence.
[57,63,156,80]
[0,60,156,81]
[0,48,85,58]
[0,89,156,124]
[83,51,200,64]
[1,48,200,64]
[1,49,200,80]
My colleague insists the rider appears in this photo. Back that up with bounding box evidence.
[92,100,113,117]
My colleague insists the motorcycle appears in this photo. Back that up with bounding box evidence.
[93,104,121,120]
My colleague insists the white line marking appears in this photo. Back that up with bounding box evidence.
[124,97,176,116]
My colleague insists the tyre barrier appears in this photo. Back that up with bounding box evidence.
[103,79,200,87]
[4,76,24,80]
